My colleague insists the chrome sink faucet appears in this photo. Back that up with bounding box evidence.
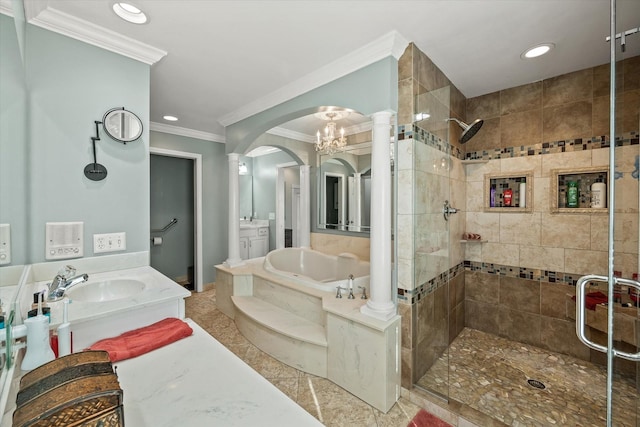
[47,265,89,301]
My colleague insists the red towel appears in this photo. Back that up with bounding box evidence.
[88,317,193,362]
[571,291,608,310]
[407,409,452,427]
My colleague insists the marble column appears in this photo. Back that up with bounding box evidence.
[299,164,311,248]
[361,111,396,321]
[224,153,244,268]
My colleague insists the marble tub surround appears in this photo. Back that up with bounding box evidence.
[215,259,402,413]
[263,247,370,293]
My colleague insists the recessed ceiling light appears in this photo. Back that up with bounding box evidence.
[521,43,555,59]
[112,2,148,24]
[163,115,178,121]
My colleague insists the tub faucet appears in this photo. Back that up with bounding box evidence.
[47,265,89,301]
[335,286,345,298]
[358,286,368,300]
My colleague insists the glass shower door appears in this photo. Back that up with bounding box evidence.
[574,1,640,425]
[412,86,454,400]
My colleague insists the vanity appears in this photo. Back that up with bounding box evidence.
[239,220,269,260]
[0,253,321,426]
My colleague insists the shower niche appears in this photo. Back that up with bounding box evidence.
[550,166,609,213]
[484,171,533,212]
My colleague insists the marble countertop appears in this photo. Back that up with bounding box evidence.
[28,266,190,328]
[114,319,322,426]
[239,219,269,229]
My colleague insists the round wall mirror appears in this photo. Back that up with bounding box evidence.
[102,107,143,143]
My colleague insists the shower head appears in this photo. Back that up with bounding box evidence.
[447,118,484,144]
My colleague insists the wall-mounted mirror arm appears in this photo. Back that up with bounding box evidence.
[84,120,108,181]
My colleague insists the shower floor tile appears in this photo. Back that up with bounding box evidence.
[416,328,638,426]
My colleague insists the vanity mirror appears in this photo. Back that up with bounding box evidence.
[239,175,253,219]
[102,107,143,143]
[318,142,371,233]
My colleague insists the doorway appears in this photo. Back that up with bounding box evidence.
[321,172,346,230]
[149,147,203,292]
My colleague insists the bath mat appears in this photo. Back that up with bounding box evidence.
[407,409,452,427]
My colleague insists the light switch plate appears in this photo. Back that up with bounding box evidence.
[93,232,126,253]
[0,224,11,265]
[45,222,84,260]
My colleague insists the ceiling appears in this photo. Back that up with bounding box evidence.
[14,0,640,143]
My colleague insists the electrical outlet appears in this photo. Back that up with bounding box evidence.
[93,232,126,253]
[0,224,10,265]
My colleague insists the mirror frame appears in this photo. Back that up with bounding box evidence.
[102,107,143,143]
[317,142,372,235]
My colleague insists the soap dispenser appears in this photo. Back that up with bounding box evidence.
[21,294,55,371]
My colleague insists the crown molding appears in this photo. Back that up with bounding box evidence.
[266,127,315,144]
[246,146,281,158]
[150,122,225,143]
[0,0,13,16]
[27,6,166,65]
[218,30,410,127]
[267,120,373,145]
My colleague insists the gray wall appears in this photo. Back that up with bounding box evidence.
[226,57,398,154]
[150,131,228,284]
[27,24,150,262]
[0,14,28,266]
[0,20,151,266]
[150,155,194,282]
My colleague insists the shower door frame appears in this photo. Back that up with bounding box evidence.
[574,1,640,425]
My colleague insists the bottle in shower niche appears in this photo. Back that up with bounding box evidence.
[490,186,496,207]
[566,181,579,208]
[503,188,513,207]
[591,180,606,208]
[518,182,526,208]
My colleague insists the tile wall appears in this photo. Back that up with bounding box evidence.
[397,43,469,386]
[397,43,639,389]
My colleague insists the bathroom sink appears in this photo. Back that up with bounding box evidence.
[67,279,146,302]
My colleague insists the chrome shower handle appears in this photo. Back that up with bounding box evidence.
[443,200,458,221]
[576,274,640,361]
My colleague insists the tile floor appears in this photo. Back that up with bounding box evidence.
[417,328,638,427]
[185,287,425,427]
[186,287,638,426]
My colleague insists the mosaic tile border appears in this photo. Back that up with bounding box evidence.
[397,124,639,162]
[462,260,584,286]
[398,124,465,160]
[397,262,464,304]
[464,131,639,161]
[397,261,586,305]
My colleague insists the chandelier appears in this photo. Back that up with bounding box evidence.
[315,112,347,155]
